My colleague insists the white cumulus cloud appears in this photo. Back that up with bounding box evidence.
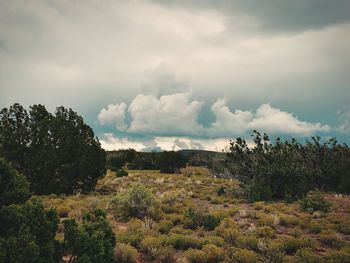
[209,100,330,136]
[97,103,127,131]
[128,92,204,136]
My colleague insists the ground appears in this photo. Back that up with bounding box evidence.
[40,167,350,262]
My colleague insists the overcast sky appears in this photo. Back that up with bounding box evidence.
[1,0,349,151]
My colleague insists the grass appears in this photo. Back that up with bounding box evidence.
[39,166,350,262]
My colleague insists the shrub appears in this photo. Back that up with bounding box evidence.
[279,237,316,255]
[115,243,139,263]
[62,209,116,263]
[292,248,321,263]
[112,183,157,219]
[225,248,259,263]
[140,237,164,258]
[165,234,204,250]
[319,230,343,248]
[225,132,350,201]
[255,226,275,238]
[326,246,350,262]
[156,247,177,263]
[118,219,145,247]
[300,192,331,213]
[158,219,173,234]
[116,168,129,177]
[184,208,222,231]
[184,248,207,263]
[203,244,225,262]
[0,197,59,263]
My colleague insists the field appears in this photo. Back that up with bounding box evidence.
[40,167,350,262]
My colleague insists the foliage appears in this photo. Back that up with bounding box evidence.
[0,158,31,207]
[0,197,59,263]
[225,248,259,263]
[225,131,350,201]
[107,149,136,170]
[115,243,139,263]
[299,192,331,213]
[112,183,157,219]
[115,168,129,177]
[156,151,187,173]
[62,209,116,263]
[0,160,59,263]
[0,103,106,194]
[184,208,222,230]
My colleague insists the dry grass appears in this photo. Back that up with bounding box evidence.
[40,166,350,262]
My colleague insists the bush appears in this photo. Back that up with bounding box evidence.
[62,209,116,263]
[165,234,204,250]
[0,197,59,263]
[115,243,139,263]
[184,208,222,231]
[319,230,343,248]
[203,244,225,262]
[112,183,157,219]
[225,132,350,201]
[279,237,316,255]
[300,192,331,213]
[225,248,259,263]
[292,248,321,263]
[184,248,207,263]
[115,168,129,177]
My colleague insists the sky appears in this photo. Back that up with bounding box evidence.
[0,0,349,151]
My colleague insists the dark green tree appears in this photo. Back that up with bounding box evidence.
[0,103,106,194]
[225,131,350,201]
[0,159,59,263]
[0,158,31,207]
[62,209,116,263]
[156,151,187,173]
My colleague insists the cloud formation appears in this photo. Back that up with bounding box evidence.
[128,92,204,136]
[98,93,331,139]
[98,103,127,131]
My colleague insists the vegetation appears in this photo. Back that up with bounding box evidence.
[0,159,59,263]
[62,209,116,263]
[225,131,350,201]
[1,104,350,262]
[0,103,106,194]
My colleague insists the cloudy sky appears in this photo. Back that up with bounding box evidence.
[1,0,349,151]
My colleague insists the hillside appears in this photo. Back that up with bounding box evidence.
[41,167,350,262]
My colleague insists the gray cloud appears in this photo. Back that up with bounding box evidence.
[0,0,349,148]
[152,0,350,33]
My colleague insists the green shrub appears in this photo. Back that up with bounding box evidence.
[140,237,164,258]
[299,192,331,213]
[115,243,139,263]
[184,248,207,263]
[157,219,173,234]
[225,248,259,263]
[184,208,222,231]
[112,183,157,219]
[255,226,275,238]
[279,237,316,255]
[165,234,204,250]
[115,168,129,177]
[203,244,225,262]
[62,209,116,263]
